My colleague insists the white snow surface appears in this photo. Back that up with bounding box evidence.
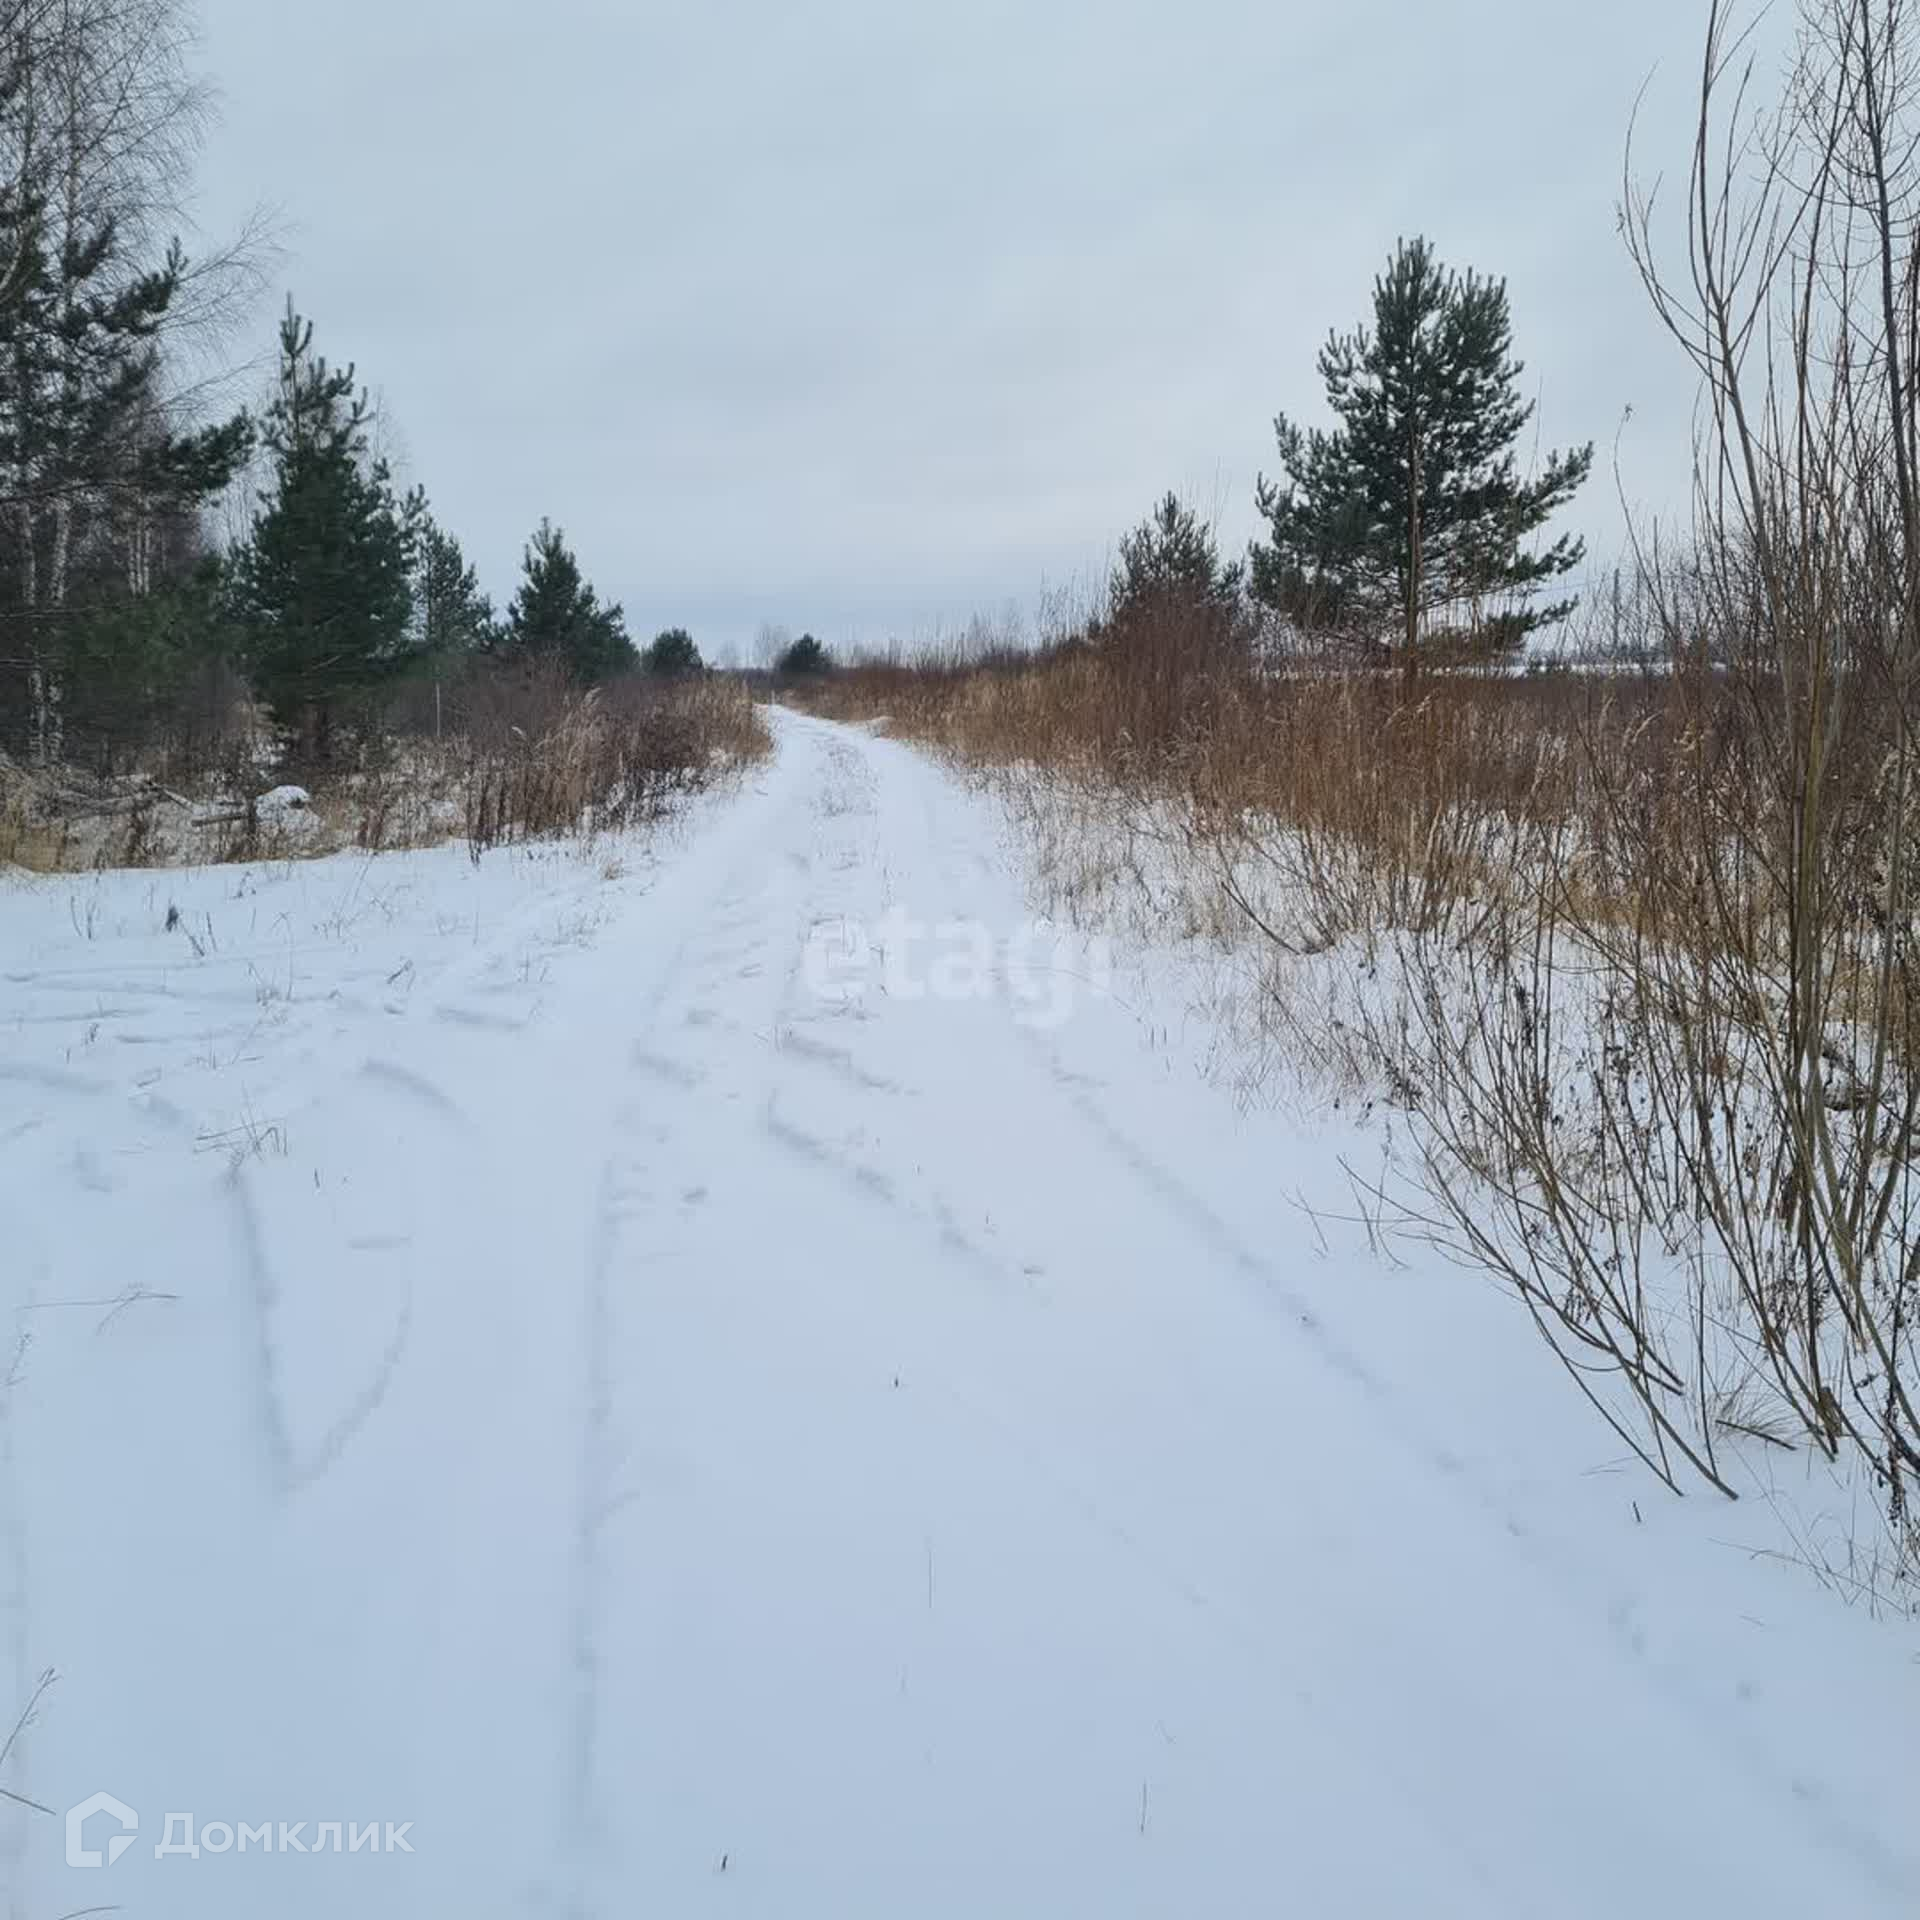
[0,709,1914,1918]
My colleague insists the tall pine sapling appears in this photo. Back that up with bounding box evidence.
[229,304,417,762]
[1252,236,1592,673]
[501,519,635,684]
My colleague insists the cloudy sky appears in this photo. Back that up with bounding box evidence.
[187,0,1737,662]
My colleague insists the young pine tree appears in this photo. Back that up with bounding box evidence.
[229,306,418,761]
[501,520,635,683]
[1251,236,1592,672]
[403,491,496,660]
[776,632,828,675]
[1110,492,1240,622]
[642,626,702,676]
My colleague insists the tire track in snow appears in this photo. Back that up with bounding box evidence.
[224,1053,469,1498]
[562,1160,623,1915]
[553,724,1002,1902]
[227,1151,419,1500]
[0,1321,35,1899]
[550,751,824,1911]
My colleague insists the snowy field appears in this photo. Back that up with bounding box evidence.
[0,708,1915,1918]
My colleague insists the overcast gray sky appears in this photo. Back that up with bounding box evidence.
[188,0,1732,662]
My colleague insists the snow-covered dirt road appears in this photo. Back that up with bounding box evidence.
[2,710,1915,1918]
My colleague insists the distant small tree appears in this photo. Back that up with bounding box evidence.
[776,632,829,675]
[1111,493,1240,620]
[228,306,418,760]
[643,626,702,676]
[500,520,636,683]
[1251,236,1592,673]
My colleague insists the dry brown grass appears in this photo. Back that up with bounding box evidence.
[0,667,772,872]
[455,667,770,858]
[801,625,1683,947]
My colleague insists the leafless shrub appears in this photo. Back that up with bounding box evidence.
[1363,0,1920,1569]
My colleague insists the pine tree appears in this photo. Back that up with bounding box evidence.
[1251,237,1592,672]
[501,520,635,683]
[1111,492,1240,621]
[228,305,417,760]
[403,492,496,660]
[643,626,701,676]
[776,632,828,675]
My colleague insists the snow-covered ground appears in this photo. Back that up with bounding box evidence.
[0,709,1914,1919]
